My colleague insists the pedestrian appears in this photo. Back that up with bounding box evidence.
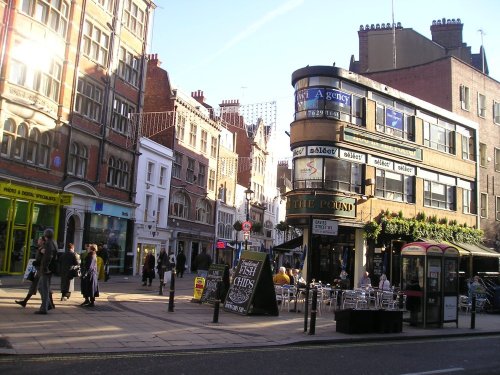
[175,249,187,278]
[142,249,155,286]
[97,244,110,281]
[59,243,80,301]
[194,248,211,278]
[15,236,44,308]
[157,248,168,286]
[80,244,99,307]
[35,228,58,314]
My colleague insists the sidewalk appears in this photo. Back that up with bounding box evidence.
[1,273,499,355]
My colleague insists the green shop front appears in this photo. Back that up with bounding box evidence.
[286,192,366,285]
[0,182,72,275]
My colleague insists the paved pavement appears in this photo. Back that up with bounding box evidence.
[0,273,499,355]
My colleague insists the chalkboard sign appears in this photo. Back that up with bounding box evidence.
[223,251,278,316]
[373,254,383,277]
[200,264,228,304]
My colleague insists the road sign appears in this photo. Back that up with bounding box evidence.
[243,231,250,240]
[242,221,252,231]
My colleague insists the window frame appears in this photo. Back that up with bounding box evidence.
[375,169,414,203]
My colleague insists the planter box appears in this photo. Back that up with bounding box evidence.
[335,309,403,334]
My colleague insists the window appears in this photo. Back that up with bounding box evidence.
[494,101,500,125]
[67,142,88,178]
[477,93,486,117]
[195,199,211,224]
[172,152,182,179]
[146,161,154,183]
[208,169,216,191]
[171,191,189,219]
[423,114,455,154]
[375,169,414,203]
[479,143,487,167]
[323,158,362,193]
[118,47,140,87]
[374,96,415,141]
[26,128,39,164]
[143,194,152,221]
[480,193,488,218]
[211,136,217,158]
[217,211,234,240]
[462,184,476,215]
[9,53,62,102]
[186,158,195,183]
[94,0,112,11]
[13,123,28,160]
[159,166,167,186]
[265,220,273,238]
[200,130,207,153]
[21,0,69,37]
[198,164,206,187]
[458,126,474,161]
[75,76,103,121]
[123,0,145,38]
[1,119,15,157]
[424,180,455,210]
[38,132,50,167]
[111,97,134,134]
[157,197,164,226]
[495,148,500,172]
[496,196,500,221]
[189,122,197,147]
[176,115,185,142]
[460,85,470,111]
[82,20,109,66]
[106,157,129,188]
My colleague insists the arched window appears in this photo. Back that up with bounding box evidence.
[13,122,28,160]
[38,132,50,167]
[68,142,78,175]
[1,119,16,157]
[171,191,189,219]
[107,156,115,185]
[196,199,211,224]
[77,145,88,177]
[26,127,39,164]
[121,161,129,189]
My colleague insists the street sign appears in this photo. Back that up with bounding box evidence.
[242,221,252,231]
[243,231,250,240]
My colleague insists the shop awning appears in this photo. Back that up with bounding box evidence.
[274,236,303,252]
[451,242,500,258]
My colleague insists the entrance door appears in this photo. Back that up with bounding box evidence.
[10,228,27,273]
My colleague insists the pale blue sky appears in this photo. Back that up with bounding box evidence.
[150,0,500,157]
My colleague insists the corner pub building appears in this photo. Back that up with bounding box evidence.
[286,66,479,288]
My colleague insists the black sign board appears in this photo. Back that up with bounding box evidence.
[223,251,278,316]
[373,253,383,277]
[201,263,228,304]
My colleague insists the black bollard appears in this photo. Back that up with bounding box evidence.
[309,288,317,335]
[303,285,310,332]
[213,281,221,323]
[159,278,164,296]
[168,269,176,312]
[470,294,476,329]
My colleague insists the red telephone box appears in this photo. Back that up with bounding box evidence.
[401,242,459,328]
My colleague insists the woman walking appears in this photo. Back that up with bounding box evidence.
[80,244,99,307]
[15,236,44,307]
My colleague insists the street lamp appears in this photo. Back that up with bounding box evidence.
[244,187,254,251]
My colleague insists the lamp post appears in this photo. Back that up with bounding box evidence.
[244,187,254,251]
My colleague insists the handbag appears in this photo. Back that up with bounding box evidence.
[26,270,36,282]
[69,266,81,279]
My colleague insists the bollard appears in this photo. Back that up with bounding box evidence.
[213,281,221,323]
[159,278,164,296]
[168,269,176,312]
[303,285,310,332]
[470,294,476,329]
[309,288,317,335]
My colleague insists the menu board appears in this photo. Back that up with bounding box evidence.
[223,251,278,316]
[200,264,228,304]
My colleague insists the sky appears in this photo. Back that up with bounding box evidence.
[149,0,500,159]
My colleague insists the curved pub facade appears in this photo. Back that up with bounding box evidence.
[286,66,479,288]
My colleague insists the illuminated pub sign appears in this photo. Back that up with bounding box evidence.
[286,194,356,218]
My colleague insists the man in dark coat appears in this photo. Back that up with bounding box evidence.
[142,250,155,286]
[175,250,187,278]
[81,244,99,307]
[35,228,57,314]
[194,248,211,278]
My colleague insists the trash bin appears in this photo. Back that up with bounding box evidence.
[492,286,500,312]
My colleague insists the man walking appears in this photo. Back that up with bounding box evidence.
[36,228,57,314]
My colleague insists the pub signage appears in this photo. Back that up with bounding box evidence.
[286,194,356,218]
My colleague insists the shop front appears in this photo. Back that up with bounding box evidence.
[0,182,72,275]
[83,200,134,275]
